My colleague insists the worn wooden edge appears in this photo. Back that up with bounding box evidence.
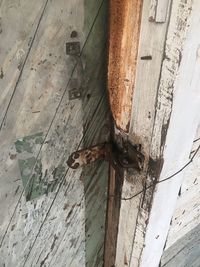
[107,0,143,132]
[132,1,200,266]
[104,167,124,267]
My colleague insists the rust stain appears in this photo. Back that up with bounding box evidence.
[67,144,107,169]
[108,0,143,132]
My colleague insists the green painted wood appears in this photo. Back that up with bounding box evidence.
[82,2,109,266]
[0,0,109,266]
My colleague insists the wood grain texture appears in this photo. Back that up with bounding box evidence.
[164,125,200,249]
[161,224,200,267]
[108,0,143,132]
[114,0,200,266]
[0,0,109,266]
[0,0,85,244]
[137,0,200,266]
[114,0,170,265]
[0,0,47,127]
[104,168,123,267]
[156,0,170,22]
[149,0,171,22]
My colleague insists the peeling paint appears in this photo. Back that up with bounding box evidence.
[15,133,64,200]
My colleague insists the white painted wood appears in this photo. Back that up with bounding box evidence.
[115,0,170,265]
[156,0,170,23]
[138,1,200,266]
[164,125,200,249]
[149,0,157,21]
[115,0,200,266]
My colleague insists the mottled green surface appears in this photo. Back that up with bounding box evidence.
[83,1,109,266]
[0,0,110,266]
[15,132,64,200]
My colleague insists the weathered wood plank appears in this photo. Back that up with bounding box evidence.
[0,0,86,238]
[0,0,99,217]
[104,2,143,265]
[135,0,200,266]
[161,224,200,267]
[164,125,200,249]
[0,0,47,127]
[156,0,170,22]
[114,0,170,265]
[0,0,109,266]
[149,0,171,22]
[104,168,123,267]
[114,0,200,266]
[108,0,143,132]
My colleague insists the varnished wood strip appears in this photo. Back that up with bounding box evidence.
[108,0,143,132]
[104,167,123,267]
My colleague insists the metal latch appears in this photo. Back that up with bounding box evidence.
[67,141,144,172]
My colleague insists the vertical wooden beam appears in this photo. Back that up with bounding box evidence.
[107,0,143,132]
[112,0,200,267]
[138,1,200,265]
[104,1,143,266]
[104,168,123,266]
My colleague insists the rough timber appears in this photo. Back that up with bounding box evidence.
[0,1,108,266]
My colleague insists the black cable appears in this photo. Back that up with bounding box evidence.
[122,143,200,201]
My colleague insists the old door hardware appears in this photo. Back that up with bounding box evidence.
[66,42,83,100]
[66,42,81,56]
[67,141,145,172]
[68,88,82,100]
[68,78,82,100]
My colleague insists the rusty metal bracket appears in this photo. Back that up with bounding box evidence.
[67,141,144,172]
[66,42,83,100]
[66,42,81,56]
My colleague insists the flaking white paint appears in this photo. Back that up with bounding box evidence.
[139,1,200,266]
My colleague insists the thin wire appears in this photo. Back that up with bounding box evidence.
[122,143,200,201]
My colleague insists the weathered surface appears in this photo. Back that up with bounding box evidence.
[114,0,200,266]
[161,224,200,267]
[0,0,109,266]
[0,0,47,127]
[108,0,143,132]
[163,125,200,251]
[114,0,171,265]
[133,0,200,266]
[104,168,124,267]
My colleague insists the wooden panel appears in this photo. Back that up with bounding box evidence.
[149,0,171,22]
[108,0,143,132]
[0,0,47,127]
[114,0,170,264]
[114,0,200,266]
[0,0,86,233]
[0,0,109,266]
[161,224,200,267]
[135,0,200,266]
[156,0,170,22]
[104,168,123,267]
[164,125,200,249]
[82,2,109,266]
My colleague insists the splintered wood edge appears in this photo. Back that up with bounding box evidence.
[108,0,143,132]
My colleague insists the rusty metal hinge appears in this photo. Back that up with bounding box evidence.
[67,141,144,172]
